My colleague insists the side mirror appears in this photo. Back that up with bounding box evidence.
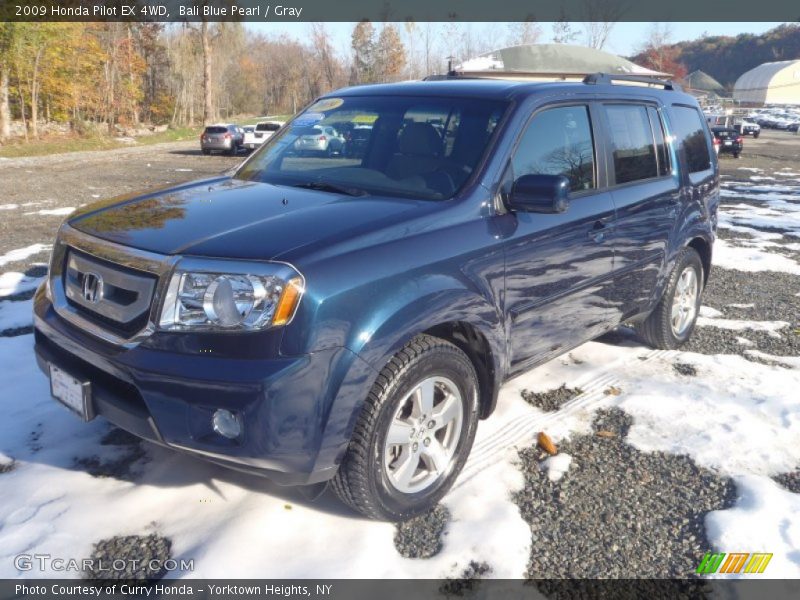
[509,174,571,214]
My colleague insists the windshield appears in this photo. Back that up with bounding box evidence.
[236,95,508,200]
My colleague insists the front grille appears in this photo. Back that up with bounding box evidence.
[63,249,157,336]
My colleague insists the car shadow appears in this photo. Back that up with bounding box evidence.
[169,149,251,157]
[20,419,363,520]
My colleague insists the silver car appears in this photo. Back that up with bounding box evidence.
[201,124,244,155]
[293,125,345,156]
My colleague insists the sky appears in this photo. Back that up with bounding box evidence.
[247,21,786,60]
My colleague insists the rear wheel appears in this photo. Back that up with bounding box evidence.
[331,334,480,521]
[635,247,704,350]
[202,149,210,156]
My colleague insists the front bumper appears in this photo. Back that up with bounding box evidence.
[33,287,362,485]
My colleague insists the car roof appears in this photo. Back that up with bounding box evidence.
[328,78,695,103]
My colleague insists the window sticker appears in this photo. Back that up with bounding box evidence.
[293,112,325,127]
[307,98,345,112]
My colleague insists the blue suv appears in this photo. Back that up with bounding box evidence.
[34,74,718,521]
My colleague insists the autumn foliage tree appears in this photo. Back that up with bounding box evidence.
[636,24,688,80]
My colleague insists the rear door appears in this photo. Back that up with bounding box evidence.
[501,103,617,372]
[599,102,680,317]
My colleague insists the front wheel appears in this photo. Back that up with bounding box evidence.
[635,247,704,350]
[331,334,480,521]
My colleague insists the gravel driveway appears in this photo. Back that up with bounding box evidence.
[0,141,242,272]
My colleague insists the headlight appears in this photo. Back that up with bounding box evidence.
[158,258,304,332]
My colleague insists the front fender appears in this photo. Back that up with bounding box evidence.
[312,286,506,475]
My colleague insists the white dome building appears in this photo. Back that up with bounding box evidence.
[733,60,800,106]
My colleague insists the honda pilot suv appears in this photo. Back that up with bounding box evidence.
[34,74,718,521]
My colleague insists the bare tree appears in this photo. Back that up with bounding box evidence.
[311,23,338,90]
[506,21,542,47]
[375,24,406,82]
[351,20,376,84]
[581,0,624,49]
[0,23,13,142]
[552,11,578,44]
[200,20,213,124]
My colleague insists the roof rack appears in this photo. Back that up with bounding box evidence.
[583,73,679,91]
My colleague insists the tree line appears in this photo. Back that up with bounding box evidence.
[0,19,639,143]
[632,23,800,89]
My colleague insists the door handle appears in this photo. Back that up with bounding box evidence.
[587,221,609,243]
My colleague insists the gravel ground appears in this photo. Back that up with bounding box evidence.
[684,268,800,364]
[73,427,149,482]
[673,362,698,377]
[0,141,241,273]
[513,408,736,579]
[439,561,492,596]
[521,385,584,412]
[774,471,800,494]
[393,505,450,559]
[84,534,172,580]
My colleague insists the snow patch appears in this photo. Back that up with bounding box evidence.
[541,453,572,482]
[0,298,32,331]
[696,316,789,338]
[0,272,43,298]
[705,475,800,578]
[0,244,50,267]
[25,207,75,216]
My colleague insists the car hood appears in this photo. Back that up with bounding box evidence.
[68,177,429,261]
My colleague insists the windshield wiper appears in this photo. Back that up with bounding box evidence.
[291,181,369,197]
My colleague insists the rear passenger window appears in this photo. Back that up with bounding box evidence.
[671,106,712,173]
[604,105,658,184]
[647,106,670,177]
[513,105,595,192]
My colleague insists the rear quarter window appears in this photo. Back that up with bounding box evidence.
[603,104,659,184]
[671,106,712,174]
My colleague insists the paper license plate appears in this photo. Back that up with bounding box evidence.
[49,364,91,421]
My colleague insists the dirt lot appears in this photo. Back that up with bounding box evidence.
[2,130,797,272]
[0,142,243,272]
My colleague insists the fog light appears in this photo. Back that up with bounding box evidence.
[212,409,241,440]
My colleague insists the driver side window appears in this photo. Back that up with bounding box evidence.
[512,105,596,192]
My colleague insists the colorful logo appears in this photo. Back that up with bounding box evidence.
[696,552,773,574]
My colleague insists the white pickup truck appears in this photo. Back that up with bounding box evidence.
[243,121,284,151]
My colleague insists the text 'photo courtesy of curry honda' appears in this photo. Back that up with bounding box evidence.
[33,73,719,521]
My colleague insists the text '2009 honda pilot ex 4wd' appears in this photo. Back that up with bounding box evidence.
[34,74,719,521]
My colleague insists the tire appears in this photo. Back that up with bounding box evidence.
[753,131,760,139]
[733,152,740,159]
[635,247,704,350]
[331,334,480,521]
[202,149,210,156]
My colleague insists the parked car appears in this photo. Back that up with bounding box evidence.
[200,124,243,155]
[711,127,743,158]
[293,125,345,156]
[34,74,718,521]
[244,121,284,151]
[734,119,760,138]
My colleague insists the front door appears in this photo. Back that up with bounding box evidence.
[501,104,617,373]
